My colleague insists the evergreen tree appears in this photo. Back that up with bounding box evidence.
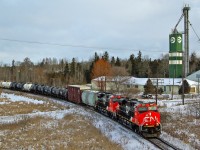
[144,79,155,94]
[137,51,142,62]
[115,57,121,66]
[190,52,198,73]
[128,54,136,76]
[111,56,115,66]
[129,54,134,63]
[94,52,99,62]
[103,51,109,61]
[70,58,76,76]
[64,62,69,77]
[135,51,142,77]
[84,69,91,83]
[179,80,191,94]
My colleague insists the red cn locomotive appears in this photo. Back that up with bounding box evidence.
[96,94,161,138]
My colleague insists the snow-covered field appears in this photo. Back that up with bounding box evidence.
[0,91,199,149]
[158,98,200,150]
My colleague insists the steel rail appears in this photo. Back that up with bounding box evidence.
[2,89,182,150]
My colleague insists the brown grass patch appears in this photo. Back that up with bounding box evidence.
[0,88,2,95]
[0,115,31,130]
[0,90,122,149]
[0,100,67,116]
[161,112,200,149]
[0,115,122,150]
[0,90,68,116]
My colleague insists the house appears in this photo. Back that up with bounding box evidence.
[91,76,199,94]
[186,70,200,82]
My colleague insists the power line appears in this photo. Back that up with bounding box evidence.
[0,37,168,53]
[189,21,200,42]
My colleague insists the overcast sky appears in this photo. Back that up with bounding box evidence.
[0,0,199,64]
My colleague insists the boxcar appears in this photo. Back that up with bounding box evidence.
[67,85,90,104]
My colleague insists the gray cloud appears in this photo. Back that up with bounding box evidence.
[0,0,199,64]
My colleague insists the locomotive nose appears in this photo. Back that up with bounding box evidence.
[143,112,158,126]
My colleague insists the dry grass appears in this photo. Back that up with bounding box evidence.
[0,90,67,116]
[0,88,2,95]
[0,99,67,116]
[0,114,122,150]
[0,91,122,150]
[4,90,53,101]
[161,112,200,149]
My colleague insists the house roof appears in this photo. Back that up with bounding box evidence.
[92,76,198,86]
[186,70,200,82]
[124,77,183,86]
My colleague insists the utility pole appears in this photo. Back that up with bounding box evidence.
[182,4,190,105]
[156,79,158,105]
[152,78,163,105]
[171,69,175,100]
[198,77,199,96]
[196,74,200,96]
[183,5,190,77]
[105,76,106,92]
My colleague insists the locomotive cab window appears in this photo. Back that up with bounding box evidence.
[148,106,158,112]
[138,107,148,113]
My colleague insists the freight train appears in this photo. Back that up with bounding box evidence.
[0,81,161,137]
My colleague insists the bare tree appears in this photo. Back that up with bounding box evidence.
[110,66,130,93]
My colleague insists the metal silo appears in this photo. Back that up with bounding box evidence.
[169,32,183,78]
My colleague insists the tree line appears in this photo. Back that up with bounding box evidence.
[0,51,200,88]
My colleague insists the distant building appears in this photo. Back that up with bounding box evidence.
[91,76,198,94]
[186,70,200,82]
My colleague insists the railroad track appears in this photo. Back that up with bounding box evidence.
[148,138,181,150]
[88,106,181,150]
[3,89,181,150]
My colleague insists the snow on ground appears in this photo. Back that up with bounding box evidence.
[158,97,199,150]
[0,102,9,105]
[158,98,200,118]
[1,92,199,149]
[0,92,158,150]
[160,132,193,150]
[1,92,44,104]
